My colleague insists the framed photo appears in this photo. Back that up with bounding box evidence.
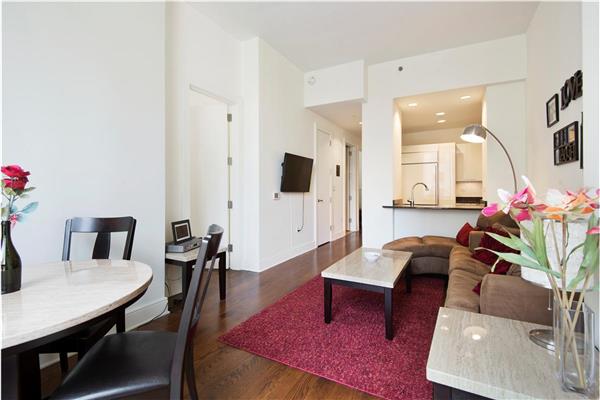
[171,219,192,244]
[546,93,559,128]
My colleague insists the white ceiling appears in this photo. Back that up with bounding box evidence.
[309,100,363,135]
[397,86,484,133]
[190,2,538,71]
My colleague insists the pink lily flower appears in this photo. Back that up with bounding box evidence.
[587,226,600,235]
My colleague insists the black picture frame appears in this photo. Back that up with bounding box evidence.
[553,121,579,166]
[171,219,192,244]
[546,93,559,128]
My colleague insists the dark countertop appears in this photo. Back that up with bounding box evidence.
[382,204,484,211]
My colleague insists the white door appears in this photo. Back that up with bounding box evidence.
[347,145,357,231]
[316,130,332,246]
[189,90,229,249]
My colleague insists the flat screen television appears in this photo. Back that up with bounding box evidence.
[280,153,313,192]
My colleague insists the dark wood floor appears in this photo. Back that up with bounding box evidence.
[41,232,374,399]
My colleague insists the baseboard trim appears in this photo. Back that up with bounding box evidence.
[39,296,169,369]
[258,241,317,272]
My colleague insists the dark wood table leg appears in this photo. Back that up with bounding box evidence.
[324,278,332,323]
[2,350,42,400]
[405,263,412,294]
[116,309,126,332]
[181,260,193,302]
[433,383,453,400]
[218,251,226,300]
[384,287,393,340]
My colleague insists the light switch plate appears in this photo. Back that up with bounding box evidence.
[273,192,281,200]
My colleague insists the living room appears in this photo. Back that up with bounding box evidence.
[2,1,599,399]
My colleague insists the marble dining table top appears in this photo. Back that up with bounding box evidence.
[1,259,153,350]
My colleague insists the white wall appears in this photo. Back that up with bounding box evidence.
[304,60,366,107]
[239,39,359,271]
[482,81,527,200]
[165,2,241,236]
[581,0,599,349]
[2,2,166,318]
[402,127,464,146]
[392,103,403,200]
[526,2,583,194]
[363,35,527,248]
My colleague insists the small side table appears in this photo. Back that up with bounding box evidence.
[426,307,593,400]
[165,247,228,302]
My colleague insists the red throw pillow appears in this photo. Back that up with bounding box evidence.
[456,222,476,247]
[472,227,518,295]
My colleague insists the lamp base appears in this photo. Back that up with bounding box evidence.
[529,329,555,351]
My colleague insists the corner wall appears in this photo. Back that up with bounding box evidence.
[363,35,527,248]
[526,2,583,194]
[2,2,166,314]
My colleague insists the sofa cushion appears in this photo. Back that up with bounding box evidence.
[456,222,476,247]
[382,236,426,255]
[476,211,518,230]
[472,227,517,270]
[449,246,490,277]
[445,269,482,313]
[421,236,458,258]
[410,256,449,275]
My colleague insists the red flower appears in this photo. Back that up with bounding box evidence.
[3,177,28,190]
[1,165,30,179]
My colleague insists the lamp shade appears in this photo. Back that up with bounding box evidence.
[461,124,487,143]
[520,219,588,291]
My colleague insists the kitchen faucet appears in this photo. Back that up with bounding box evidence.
[408,182,429,207]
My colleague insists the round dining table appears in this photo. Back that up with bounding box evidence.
[1,259,153,399]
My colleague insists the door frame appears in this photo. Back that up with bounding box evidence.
[346,143,359,231]
[314,127,333,246]
[187,84,236,266]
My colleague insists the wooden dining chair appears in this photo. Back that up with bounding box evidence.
[38,216,137,375]
[51,224,224,400]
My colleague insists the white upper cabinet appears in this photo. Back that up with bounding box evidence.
[456,143,483,182]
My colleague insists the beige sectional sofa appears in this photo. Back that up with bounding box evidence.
[383,212,552,326]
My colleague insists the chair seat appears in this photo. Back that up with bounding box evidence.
[51,331,176,400]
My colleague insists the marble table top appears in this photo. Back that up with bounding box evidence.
[2,260,153,350]
[426,307,590,400]
[321,248,412,288]
[165,246,228,263]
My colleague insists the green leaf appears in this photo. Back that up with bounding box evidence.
[20,202,38,214]
[21,187,35,193]
[486,232,538,261]
[489,250,561,278]
[531,217,550,268]
[4,187,16,197]
[567,266,588,290]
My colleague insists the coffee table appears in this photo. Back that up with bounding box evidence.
[321,247,412,340]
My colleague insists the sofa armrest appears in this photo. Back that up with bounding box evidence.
[480,274,552,326]
[468,231,485,252]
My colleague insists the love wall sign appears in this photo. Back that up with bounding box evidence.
[560,70,583,110]
[550,70,583,166]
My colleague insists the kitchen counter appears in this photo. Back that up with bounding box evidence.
[382,204,484,211]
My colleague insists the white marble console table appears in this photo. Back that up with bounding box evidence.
[426,307,592,400]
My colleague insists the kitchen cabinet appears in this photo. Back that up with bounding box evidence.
[456,143,482,182]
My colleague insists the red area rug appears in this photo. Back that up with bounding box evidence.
[219,275,446,399]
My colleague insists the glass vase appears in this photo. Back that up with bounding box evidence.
[1,220,22,294]
[554,296,597,397]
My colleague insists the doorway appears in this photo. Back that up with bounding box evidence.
[188,88,231,255]
[346,144,359,231]
[316,129,332,246]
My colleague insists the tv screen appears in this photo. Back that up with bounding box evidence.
[280,153,313,192]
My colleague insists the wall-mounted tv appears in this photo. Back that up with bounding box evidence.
[280,153,313,192]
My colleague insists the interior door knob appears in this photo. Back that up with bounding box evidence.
[317,199,324,202]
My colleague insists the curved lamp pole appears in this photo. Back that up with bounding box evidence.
[460,124,517,193]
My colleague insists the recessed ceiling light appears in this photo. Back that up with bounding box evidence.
[435,112,445,116]
[408,102,418,107]
[359,121,362,126]
[460,95,472,100]
[437,119,446,123]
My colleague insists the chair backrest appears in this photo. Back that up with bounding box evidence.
[170,224,223,399]
[62,217,137,261]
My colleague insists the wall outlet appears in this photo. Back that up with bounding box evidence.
[273,192,281,200]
